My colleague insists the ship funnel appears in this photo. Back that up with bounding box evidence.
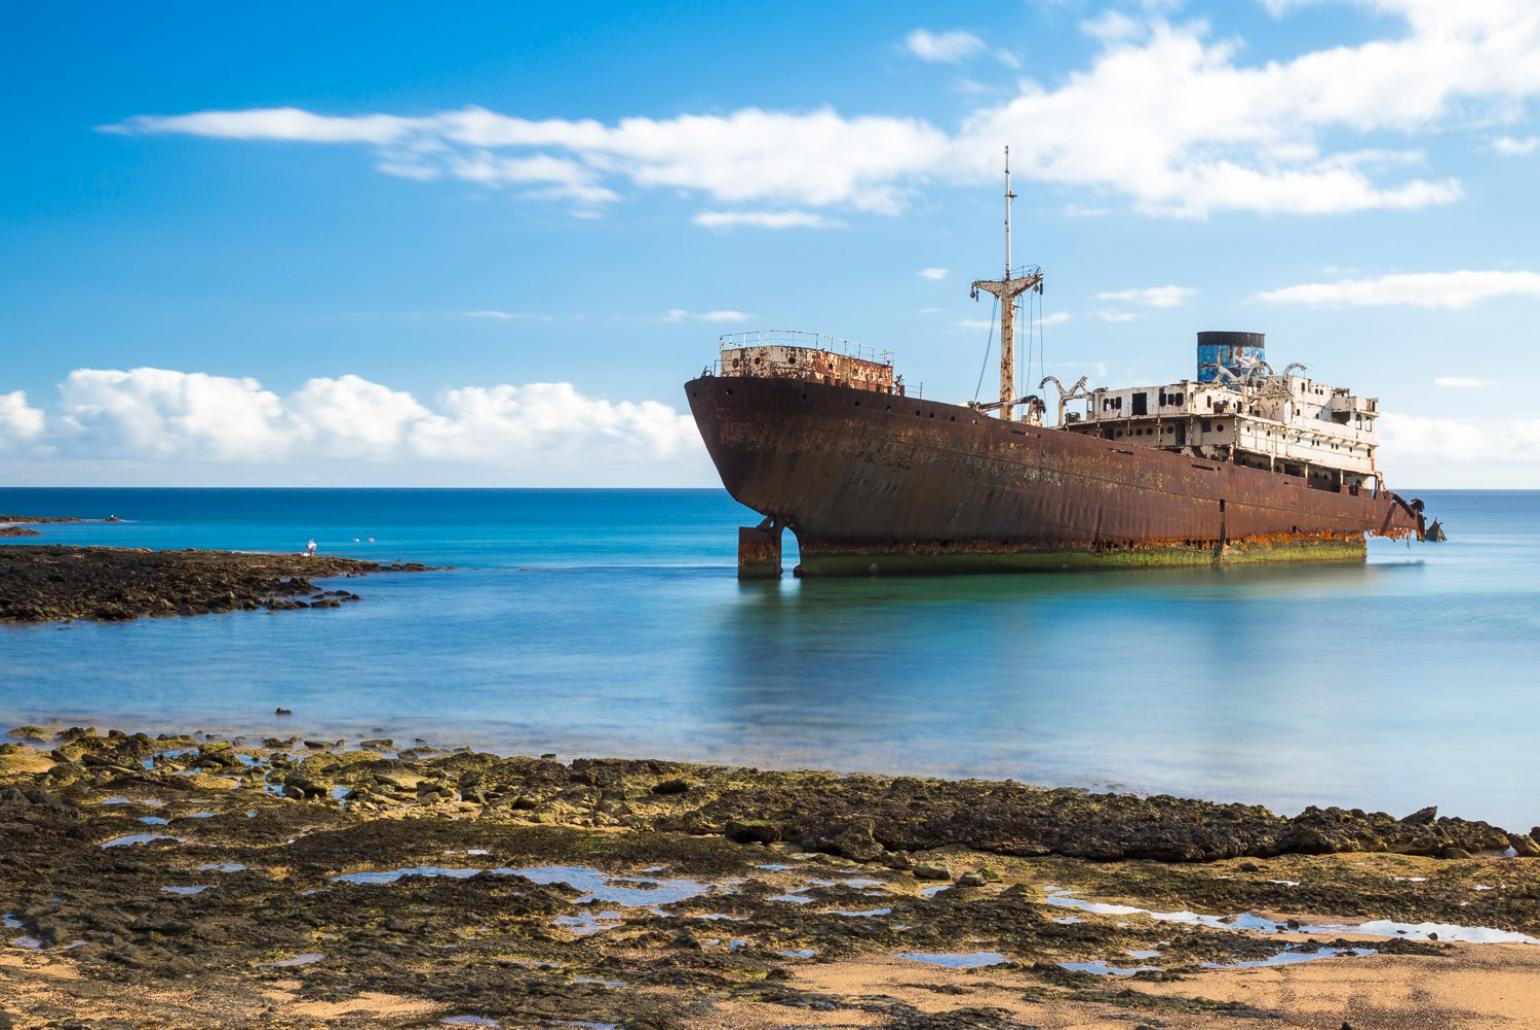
[1196,331,1265,383]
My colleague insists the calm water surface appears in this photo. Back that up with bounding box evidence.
[0,488,1532,826]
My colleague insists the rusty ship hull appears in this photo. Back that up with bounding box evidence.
[686,374,1423,576]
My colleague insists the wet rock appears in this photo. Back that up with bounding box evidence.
[360,738,392,750]
[1,736,1535,1028]
[725,819,782,844]
[670,931,702,951]
[282,774,328,800]
[652,778,692,796]
[1514,834,1540,858]
[274,708,293,716]
[1439,846,1473,860]
[1402,806,1438,825]
[803,819,883,862]
[0,545,430,623]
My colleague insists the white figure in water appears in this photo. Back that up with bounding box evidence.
[305,539,317,558]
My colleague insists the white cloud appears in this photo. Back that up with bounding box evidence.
[1494,135,1540,155]
[1257,270,1540,309]
[659,309,752,323]
[1041,311,1073,326]
[1094,285,1195,308]
[12,367,706,485]
[463,309,557,321]
[1376,412,1540,486]
[917,267,949,280]
[957,318,994,330]
[57,368,292,461]
[904,29,987,63]
[1081,11,1145,44]
[692,210,844,230]
[101,107,413,143]
[441,151,618,203]
[1434,376,1486,387]
[1380,413,1540,463]
[101,3,1540,220]
[286,374,430,457]
[0,391,46,443]
[408,382,699,467]
[1096,310,1138,322]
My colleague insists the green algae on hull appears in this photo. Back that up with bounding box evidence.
[795,534,1368,576]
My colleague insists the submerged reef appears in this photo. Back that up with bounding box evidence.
[0,546,429,622]
[4,728,1540,1027]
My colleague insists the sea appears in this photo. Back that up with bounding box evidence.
[0,487,1534,828]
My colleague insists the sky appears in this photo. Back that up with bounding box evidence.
[3,0,1540,488]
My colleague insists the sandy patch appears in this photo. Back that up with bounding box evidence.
[284,991,441,1020]
[784,945,1540,1029]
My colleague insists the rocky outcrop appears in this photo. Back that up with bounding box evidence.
[0,545,430,622]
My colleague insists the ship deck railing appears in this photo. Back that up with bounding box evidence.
[718,329,893,368]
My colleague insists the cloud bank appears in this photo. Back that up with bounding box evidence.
[6,367,1540,489]
[1380,413,1540,470]
[99,2,1540,219]
[1257,270,1540,308]
[1,369,710,486]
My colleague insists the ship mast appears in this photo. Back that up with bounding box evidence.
[971,146,1043,421]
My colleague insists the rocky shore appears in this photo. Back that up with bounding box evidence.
[4,727,1540,1028]
[0,546,430,622]
[0,515,81,539]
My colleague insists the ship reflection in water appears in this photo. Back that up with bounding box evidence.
[0,487,1534,827]
[703,556,1431,813]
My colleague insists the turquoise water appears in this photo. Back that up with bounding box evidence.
[0,488,1534,827]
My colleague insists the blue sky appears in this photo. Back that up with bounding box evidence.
[3,0,1539,486]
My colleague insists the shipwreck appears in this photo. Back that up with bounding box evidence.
[686,149,1428,578]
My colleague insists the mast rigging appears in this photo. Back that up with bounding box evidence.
[971,145,1043,422]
